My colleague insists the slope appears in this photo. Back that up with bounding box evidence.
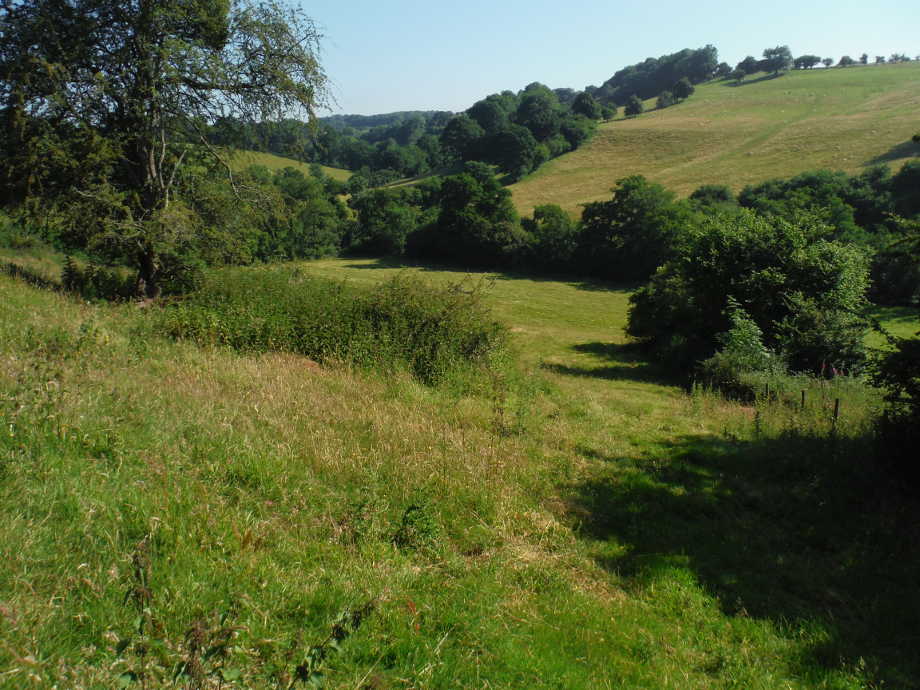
[511,62,920,216]
[229,149,351,181]
[3,259,918,686]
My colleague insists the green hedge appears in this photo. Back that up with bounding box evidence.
[157,267,509,385]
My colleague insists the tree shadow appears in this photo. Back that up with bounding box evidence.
[567,431,920,686]
[541,341,680,386]
[341,257,636,294]
[864,140,920,166]
[726,73,786,88]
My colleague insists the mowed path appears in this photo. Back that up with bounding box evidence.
[511,62,920,216]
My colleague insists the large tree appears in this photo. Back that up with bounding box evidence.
[0,0,328,296]
[762,45,793,75]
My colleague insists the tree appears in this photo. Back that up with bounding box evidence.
[484,125,539,181]
[736,56,760,76]
[514,90,562,140]
[794,55,822,70]
[624,95,644,117]
[407,162,523,268]
[467,96,511,134]
[715,62,733,79]
[822,58,834,68]
[876,55,887,64]
[762,45,793,75]
[838,55,856,67]
[440,114,485,160]
[689,184,736,209]
[576,175,695,282]
[627,211,871,373]
[656,91,676,109]
[0,0,329,297]
[572,92,602,120]
[347,189,420,256]
[520,204,578,271]
[730,68,747,84]
[672,77,695,101]
[860,53,869,65]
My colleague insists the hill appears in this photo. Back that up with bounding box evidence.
[511,62,920,215]
[2,259,918,686]
[228,149,351,181]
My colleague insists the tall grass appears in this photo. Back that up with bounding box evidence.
[157,267,510,386]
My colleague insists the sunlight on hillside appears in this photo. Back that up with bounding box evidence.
[511,63,920,215]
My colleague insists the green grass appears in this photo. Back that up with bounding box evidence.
[2,258,919,687]
[511,63,920,215]
[228,149,352,181]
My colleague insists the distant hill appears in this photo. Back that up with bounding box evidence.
[228,150,351,181]
[511,62,920,215]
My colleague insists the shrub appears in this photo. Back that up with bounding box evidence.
[627,210,871,373]
[656,91,675,109]
[874,336,920,485]
[699,301,786,397]
[157,268,509,386]
[61,255,153,301]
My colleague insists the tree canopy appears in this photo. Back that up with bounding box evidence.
[1,0,328,295]
[762,46,793,74]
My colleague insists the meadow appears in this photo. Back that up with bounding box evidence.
[2,257,918,687]
[229,150,352,182]
[511,63,920,215]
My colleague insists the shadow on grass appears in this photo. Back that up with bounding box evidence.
[341,257,636,294]
[542,341,679,386]
[726,73,786,88]
[864,139,920,165]
[568,430,920,686]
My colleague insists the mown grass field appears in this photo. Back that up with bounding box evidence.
[511,63,920,216]
[2,257,919,688]
[229,149,352,181]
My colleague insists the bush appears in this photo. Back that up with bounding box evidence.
[627,210,871,373]
[874,335,920,485]
[698,301,786,397]
[157,268,510,386]
[656,91,675,109]
[61,256,138,301]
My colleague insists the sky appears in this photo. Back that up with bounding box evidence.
[302,0,919,116]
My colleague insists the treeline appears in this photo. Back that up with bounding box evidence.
[209,81,605,184]
[325,159,920,379]
[439,82,602,181]
[586,46,720,104]
[207,113,452,180]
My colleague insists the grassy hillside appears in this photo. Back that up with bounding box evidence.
[511,63,920,215]
[3,258,919,687]
[229,149,351,181]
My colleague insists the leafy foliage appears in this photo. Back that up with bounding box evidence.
[627,210,871,373]
[159,268,509,386]
[407,162,524,268]
[577,176,694,282]
[586,45,719,104]
[1,0,329,295]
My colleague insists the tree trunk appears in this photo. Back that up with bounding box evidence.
[137,247,161,299]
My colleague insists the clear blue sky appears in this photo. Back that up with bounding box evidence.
[303,0,919,115]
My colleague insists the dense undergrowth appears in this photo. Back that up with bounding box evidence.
[158,268,510,387]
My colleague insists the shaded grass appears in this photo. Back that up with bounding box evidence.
[511,63,920,215]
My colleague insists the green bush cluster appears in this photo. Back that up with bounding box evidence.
[158,268,509,385]
[61,256,137,301]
